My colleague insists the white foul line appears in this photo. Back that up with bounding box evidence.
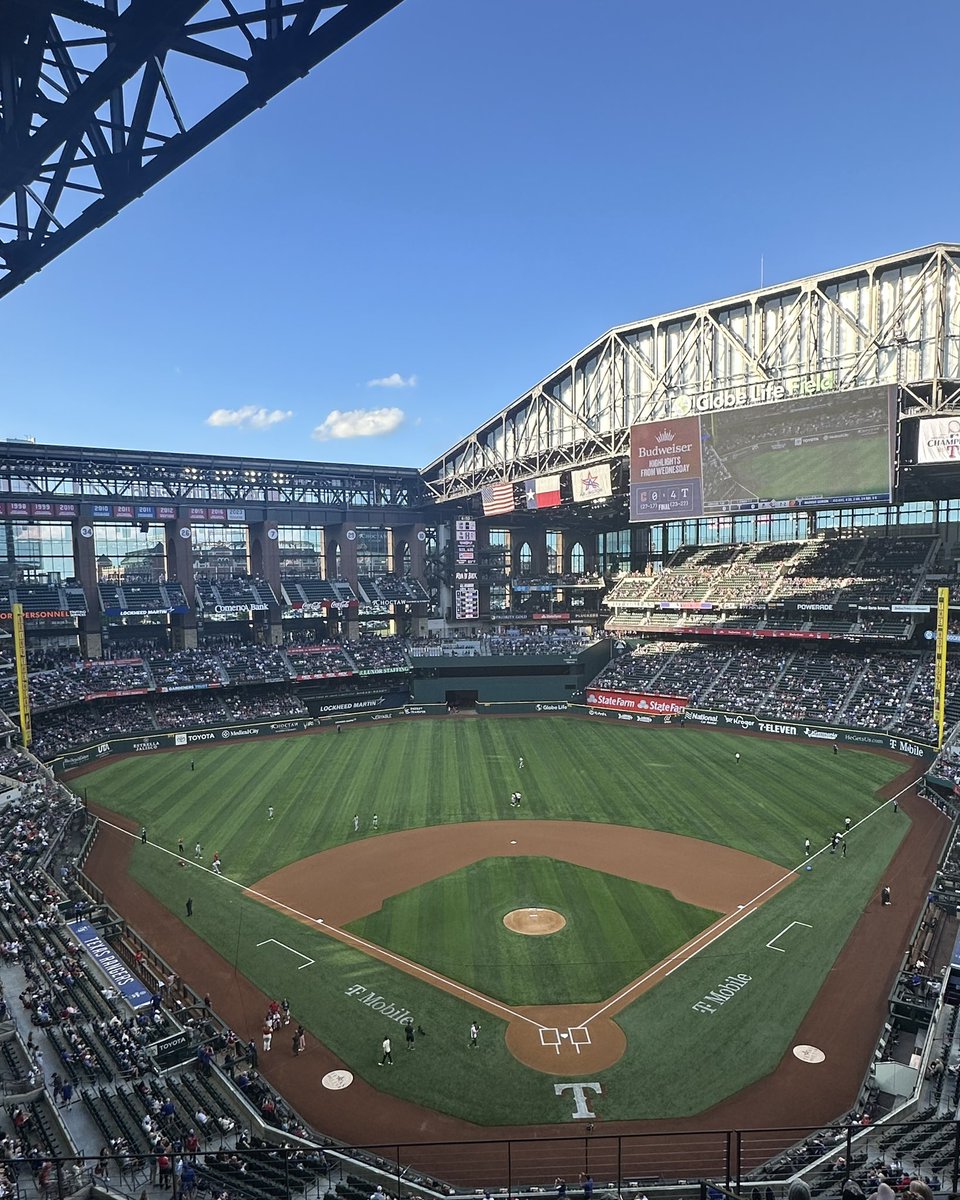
[584,778,918,1026]
[256,938,315,970]
[766,921,813,953]
[99,774,920,1034]
[98,816,545,1031]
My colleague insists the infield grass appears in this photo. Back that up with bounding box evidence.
[347,856,720,1004]
[77,718,912,1124]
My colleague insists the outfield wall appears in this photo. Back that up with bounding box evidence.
[680,706,936,760]
[50,699,936,775]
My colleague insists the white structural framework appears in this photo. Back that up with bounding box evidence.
[422,244,960,501]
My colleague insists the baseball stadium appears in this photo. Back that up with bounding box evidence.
[4,6,960,1200]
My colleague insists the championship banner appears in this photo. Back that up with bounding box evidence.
[934,585,949,747]
[584,687,689,716]
[917,417,960,464]
[571,463,612,503]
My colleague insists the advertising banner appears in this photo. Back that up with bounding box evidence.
[629,415,704,520]
[683,708,934,758]
[68,920,152,1009]
[584,688,689,716]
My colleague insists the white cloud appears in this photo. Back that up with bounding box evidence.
[367,372,417,389]
[205,405,293,431]
[312,406,405,442]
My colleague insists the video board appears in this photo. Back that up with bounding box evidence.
[629,385,895,520]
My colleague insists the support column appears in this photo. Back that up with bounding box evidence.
[249,520,283,644]
[392,522,426,579]
[167,518,197,651]
[324,523,359,639]
[324,523,358,588]
[73,519,102,658]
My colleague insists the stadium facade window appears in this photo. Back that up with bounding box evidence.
[192,523,249,579]
[896,501,934,525]
[278,526,323,578]
[546,531,561,574]
[602,529,632,572]
[517,542,533,576]
[569,542,585,574]
[356,526,390,575]
[488,585,509,613]
[2,520,75,581]
[664,524,684,556]
[94,523,165,582]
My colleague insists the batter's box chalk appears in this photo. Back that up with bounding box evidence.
[539,1028,562,1054]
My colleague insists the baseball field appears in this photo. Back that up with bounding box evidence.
[76,718,922,1130]
[714,432,891,503]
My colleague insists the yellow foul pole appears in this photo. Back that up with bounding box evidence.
[12,602,32,748]
[934,586,950,749]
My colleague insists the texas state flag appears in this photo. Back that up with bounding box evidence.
[524,474,562,510]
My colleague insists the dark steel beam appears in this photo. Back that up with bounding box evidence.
[0,0,404,296]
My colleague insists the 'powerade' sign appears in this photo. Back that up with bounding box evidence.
[68,920,152,1010]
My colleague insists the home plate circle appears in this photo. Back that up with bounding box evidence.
[793,1045,826,1064]
[322,1070,354,1090]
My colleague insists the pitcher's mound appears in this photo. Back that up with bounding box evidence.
[503,907,566,936]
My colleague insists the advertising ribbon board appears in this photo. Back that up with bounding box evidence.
[68,920,152,1009]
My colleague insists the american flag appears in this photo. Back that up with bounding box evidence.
[481,481,516,516]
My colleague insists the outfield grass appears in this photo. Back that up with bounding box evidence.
[78,719,910,1124]
[347,856,720,1004]
[723,433,891,502]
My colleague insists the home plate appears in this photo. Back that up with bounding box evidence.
[322,1070,354,1090]
[793,1045,826,1064]
[560,1032,569,1040]
[510,840,517,845]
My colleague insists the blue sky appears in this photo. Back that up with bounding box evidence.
[2,0,958,468]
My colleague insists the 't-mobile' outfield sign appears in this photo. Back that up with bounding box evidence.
[584,688,689,716]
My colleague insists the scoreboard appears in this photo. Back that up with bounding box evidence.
[629,385,895,521]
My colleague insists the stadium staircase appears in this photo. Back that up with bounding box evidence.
[756,650,798,709]
[834,661,873,723]
[695,655,740,706]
